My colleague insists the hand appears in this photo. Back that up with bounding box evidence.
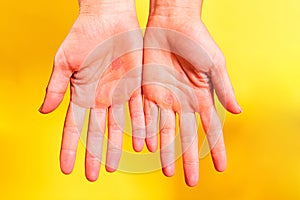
[143,4,241,186]
[39,1,145,181]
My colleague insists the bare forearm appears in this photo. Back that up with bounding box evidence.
[149,0,203,17]
[79,0,136,14]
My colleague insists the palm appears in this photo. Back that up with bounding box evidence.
[143,16,241,186]
[55,14,142,106]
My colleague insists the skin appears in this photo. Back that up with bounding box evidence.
[39,0,146,182]
[143,0,242,187]
[40,0,241,187]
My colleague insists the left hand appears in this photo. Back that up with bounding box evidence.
[143,13,241,186]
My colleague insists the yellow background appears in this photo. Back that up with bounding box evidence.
[1,0,300,199]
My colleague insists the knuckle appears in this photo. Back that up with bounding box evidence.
[160,128,175,135]
[108,145,122,155]
[183,159,199,166]
[180,134,197,149]
[133,129,146,139]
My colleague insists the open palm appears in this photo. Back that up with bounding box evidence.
[143,16,241,186]
[40,13,145,181]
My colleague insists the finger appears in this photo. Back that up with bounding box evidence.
[144,99,158,152]
[199,106,227,172]
[129,94,146,152]
[60,102,86,174]
[85,108,106,182]
[179,113,199,187]
[106,105,124,172]
[39,53,72,114]
[160,109,176,177]
[211,59,242,114]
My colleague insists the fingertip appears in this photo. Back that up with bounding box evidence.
[213,153,227,172]
[132,128,146,152]
[144,100,159,152]
[39,92,65,114]
[146,137,158,152]
[236,103,243,114]
[85,171,99,182]
[85,157,101,182]
[87,178,98,182]
[162,165,175,177]
[185,176,199,187]
[215,164,227,172]
[60,149,77,175]
[184,170,199,187]
[105,165,117,173]
[38,105,44,113]
[133,138,145,152]
[183,162,199,187]
[60,161,74,175]
[226,100,242,114]
[61,169,72,175]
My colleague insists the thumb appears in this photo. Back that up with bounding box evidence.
[39,55,72,114]
[211,58,242,114]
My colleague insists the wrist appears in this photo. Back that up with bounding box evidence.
[149,0,202,18]
[79,0,136,15]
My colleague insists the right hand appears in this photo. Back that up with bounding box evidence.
[40,1,145,182]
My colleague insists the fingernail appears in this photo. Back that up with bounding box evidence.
[237,104,243,113]
[39,104,44,113]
